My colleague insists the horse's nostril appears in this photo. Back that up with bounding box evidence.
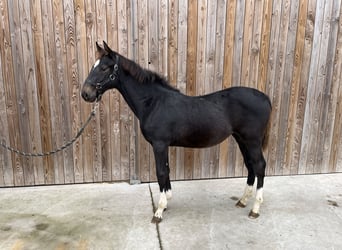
[82,91,88,100]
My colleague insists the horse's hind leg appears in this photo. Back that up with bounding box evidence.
[234,136,255,208]
[248,151,266,218]
[234,136,266,218]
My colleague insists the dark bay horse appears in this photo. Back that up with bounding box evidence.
[81,42,272,223]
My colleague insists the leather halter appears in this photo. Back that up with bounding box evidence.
[95,55,119,91]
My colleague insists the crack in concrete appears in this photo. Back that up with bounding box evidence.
[149,184,163,250]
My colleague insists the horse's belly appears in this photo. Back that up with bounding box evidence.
[171,126,231,148]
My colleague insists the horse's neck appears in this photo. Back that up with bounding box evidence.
[117,75,156,120]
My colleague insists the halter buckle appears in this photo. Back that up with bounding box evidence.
[109,73,116,81]
[109,63,119,81]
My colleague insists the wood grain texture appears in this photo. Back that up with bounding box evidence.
[0,0,20,186]
[0,0,341,187]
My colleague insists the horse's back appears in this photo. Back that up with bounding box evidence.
[204,87,271,115]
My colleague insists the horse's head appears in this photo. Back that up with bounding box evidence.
[81,41,119,102]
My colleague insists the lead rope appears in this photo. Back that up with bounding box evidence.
[0,101,99,157]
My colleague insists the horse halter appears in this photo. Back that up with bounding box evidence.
[95,55,120,92]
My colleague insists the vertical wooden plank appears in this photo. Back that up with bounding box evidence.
[159,0,168,78]
[0,44,5,185]
[222,0,236,88]
[285,0,309,175]
[258,0,273,93]
[137,0,150,182]
[204,0,216,94]
[89,0,101,182]
[83,0,97,182]
[276,0,300,176]
[149,0,159,73]
[128,0,139,183]
[249,0,264,88]
[214,0,227,178]
[148,0,160,182]
[63,0,82,184]
[272,0,291,176]
[186,0,198,96]
[194,0,207,179]
[257,0,273,174]
[296,0,316,174]
[106,0,120,181]
[310,0,334,174]
[177,0,187,93]
[8,0,33,186]
[168,0,179,181]
[30,0,53,185]
[333,83,342,172]
[50,0,65,183]
[53,0,75,183]
[213,0,227,91]
[300,0,327,174]
[122,1,137,181]
[265,0,282,176]
[165,2,175,181]
[195,0,207,96]
[240,0,254,86]
[74,0,87,183]
[0,0,5,186]
[230,0,246,177]
[239,0,255,177]
[329,2,342,172]
[184,0,198,180]
[219,0,236,178]
[0,44,11,186]
[168,0,178,86]
[40,0,59,184]
[202,0,216,179]
[0,0,18,186]
[316,0,341,173]
[96,0,107,183]
[19,0,44,185]
[176,0,187,180]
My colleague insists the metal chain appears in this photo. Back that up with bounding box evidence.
[0,101,99,157]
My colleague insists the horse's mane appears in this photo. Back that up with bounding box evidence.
[119,56,180,92]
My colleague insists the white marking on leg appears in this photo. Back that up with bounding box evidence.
[93,59,100,69]
[251,188,264,215]
[239,185,254,206]
[154,191,167,219]
[166,190,172,200]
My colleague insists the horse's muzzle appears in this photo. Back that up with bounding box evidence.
[81,83,98,102]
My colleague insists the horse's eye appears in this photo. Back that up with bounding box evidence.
[100,65,108,71]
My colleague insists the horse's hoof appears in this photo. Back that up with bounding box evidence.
[248,210,260,219]
[235,200,246,208]
[151,216,162,224]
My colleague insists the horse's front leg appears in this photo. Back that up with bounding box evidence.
[151,142,171,223]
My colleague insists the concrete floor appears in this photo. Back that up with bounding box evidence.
[0,174,341,250]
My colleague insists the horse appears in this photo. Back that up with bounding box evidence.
[81,41,272,223]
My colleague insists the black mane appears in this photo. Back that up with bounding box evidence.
[120,56,180,92]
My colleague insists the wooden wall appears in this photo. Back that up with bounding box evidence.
[0,0,341,187]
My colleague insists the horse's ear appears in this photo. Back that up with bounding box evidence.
[96,41,106,57]
[103,41,113,55]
